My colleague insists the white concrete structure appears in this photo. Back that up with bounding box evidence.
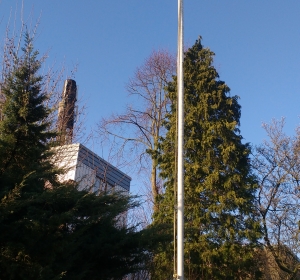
[54,143,131,194]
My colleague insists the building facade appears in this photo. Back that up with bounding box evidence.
[54,143,131,194]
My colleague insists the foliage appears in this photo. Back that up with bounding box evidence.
[0,182,153,279]
[0,32,153,280]
[0,32,58,191]
[153,38,262,279]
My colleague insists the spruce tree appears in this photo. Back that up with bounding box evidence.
[153,38,261,279]
[0,32,58,191]
[0,32,160,279]
[0,31,63,278]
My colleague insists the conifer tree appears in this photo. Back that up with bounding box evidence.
[153,38,261,279]
[0,32,58,191]
[0,32,155,279]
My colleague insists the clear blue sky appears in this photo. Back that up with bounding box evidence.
[1,0,300,190]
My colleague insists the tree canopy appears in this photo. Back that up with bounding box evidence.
[153,38,262,279]
[0,32,153,280]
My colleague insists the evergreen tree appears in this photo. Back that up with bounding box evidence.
[0,32,155,279]
[0,31,63,278]
[0,32,58,191]
[153,38,261,279]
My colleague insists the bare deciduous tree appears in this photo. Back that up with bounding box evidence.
[98,50,176,214]
[252,118,300,279]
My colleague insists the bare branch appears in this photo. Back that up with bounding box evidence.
[253,118,300,278]
[97,50,175,216]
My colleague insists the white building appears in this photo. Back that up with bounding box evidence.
[54,143,131,194]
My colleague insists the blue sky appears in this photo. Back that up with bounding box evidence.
[1,1,300,191]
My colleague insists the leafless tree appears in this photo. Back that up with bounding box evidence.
[252,118,300,279]
[97,50,176,214]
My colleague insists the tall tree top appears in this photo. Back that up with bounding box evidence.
[153,38,261,279]
[0,32,58,190]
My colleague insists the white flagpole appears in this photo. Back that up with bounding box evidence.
[177,0,184,279]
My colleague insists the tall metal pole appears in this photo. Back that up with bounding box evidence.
[177,0,184,279]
